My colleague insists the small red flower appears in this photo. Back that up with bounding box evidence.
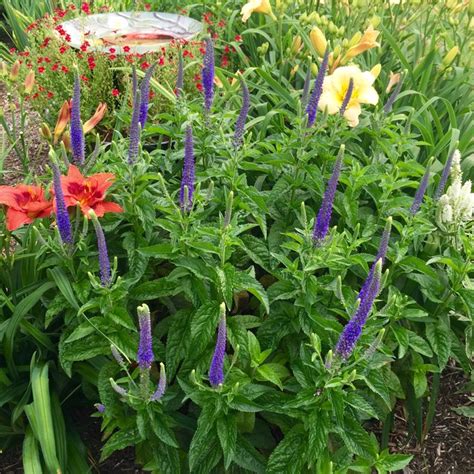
[144,3,151,11]
[65,34,72,42]
[159,56,165,66]
[52,63,59,71]
[109,48,116,53]
[59,46,67,54]
[61,65,69,73]
[81,2,90,14]
[235,35,242,42]
[141,61,150,70]
[80,74,89,82]
[218,20,226,28]
[109,54,117,61]
[196,83,203,92]
[111,88,120,97]
[38,66,46,74]
[47,91,54,98]
[123,45,131,52]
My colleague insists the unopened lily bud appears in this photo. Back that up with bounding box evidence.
[9,61,20,81]
[62,132,71,151]
[370,15,381,28]
[40,123,52,141]
[370,64,382,79]
[0,61,8,77]
[310,26,327,57]
[442,46,459,67]
[348,32,362,48]
[290,64,299,76]
[23,70,35,94]
[311,63,318,75]
[328,22,337,34]
[83,102,107,134]
[53,101,71,144]
[291,35,302,54]
[333,44,342,59]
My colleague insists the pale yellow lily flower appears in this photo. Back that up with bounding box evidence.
[241,0,276,22]
[342,25,380,62]
[319,65,379,127]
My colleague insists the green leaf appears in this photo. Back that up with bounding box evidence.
[217,414,237,469]
[233,435,266,473]
[337,416,378,459]
[377,452,413,471]
[100,428,141,462]
[166,310,192,379]
[365,372,392,410]
[130,278,179,300]
[190,302,221,355]
[426,320,451,370]
[48,267,80,310]
[149,411,179,448]
[189,411,220,472]
[266,425,306,474]
[22,428,42,474]
[256,363,289,390]
[407,330,433,357]
[234,271,270,313]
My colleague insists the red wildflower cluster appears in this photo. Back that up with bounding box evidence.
[81,2,91,14]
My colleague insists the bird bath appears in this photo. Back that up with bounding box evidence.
[57,12,203,54]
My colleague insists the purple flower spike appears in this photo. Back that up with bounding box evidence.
[358,216,392,302]
[312,145,345,242]
[176,53,184,97]
[150,362,167,401]
[339,78,354,116]
[410,161,432,215]
[202,37,215,115]
[209,304,227,387]
[70,71,85,165]
[137,304,154,370]
[383,76,404,114]
[139,63,157,128]
[335,259,382,359]
[110,378,128,397]
[434,149,457,200]
[233,77,250,148]
[52,163,73,244]
[179,125,195,211]
[89,211,111,286]
[95,403,105,413]
[111,344,124,366]
[128,88,141,164]
[306,49,329,128]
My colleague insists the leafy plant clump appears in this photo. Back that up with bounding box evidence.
[0,0,473,472]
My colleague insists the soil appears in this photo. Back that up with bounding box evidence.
[389,367,474,474]
[0,82,49,185]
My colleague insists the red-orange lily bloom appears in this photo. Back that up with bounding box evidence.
[60,165,123,217]
[0,184,53,231]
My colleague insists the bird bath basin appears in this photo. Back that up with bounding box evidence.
[58,12,202,54]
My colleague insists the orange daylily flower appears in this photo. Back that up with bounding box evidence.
[24,70,35,94]
[342,25,380,62]
[83,103,107,134]
[59,165,123,217]
[0,184,53,231]
[54,100,71,144]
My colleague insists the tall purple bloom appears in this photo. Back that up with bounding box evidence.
[179,125,195,211]
[138,63,157,128]
[306,49,329,128]
[339,78,354,116]
[383,76,404,114]
[358,216,392,302]
[410,162,431,215]
[202,37,215,115]
[70,71,85,165]
[335,259,382,359]
[52,163,73,244]
[150,362,166,401]
[209,304,227,387]
[233,77,250,148]
[90,211,111,286]
[137,304,154,369]
[176,53,184,97]
[301,66,312,109]
[128,88,141,164]
[434,149,457,200]
[312,145,344,242]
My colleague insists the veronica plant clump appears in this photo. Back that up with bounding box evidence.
[0,1,472,473]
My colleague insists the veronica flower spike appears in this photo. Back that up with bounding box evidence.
[312,144,345,243]
[306,48,329,128]
[410,158,433,215]
[180,125,195,211]
[138,62,157,128]
[52,162,73,244]
[150,363,167,401]
[202,37,215,116]
[89,210,112,286]
[70,68,85,165]
[335,259,382,359]
[358,216,392,302]
[233,76,250,148]
[209,303,227,387]
[128,88,141,164]
[137,304,154,370]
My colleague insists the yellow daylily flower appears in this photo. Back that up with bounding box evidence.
[241,0,276,22]
[318,65,379,127]
[342,25,380,62]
